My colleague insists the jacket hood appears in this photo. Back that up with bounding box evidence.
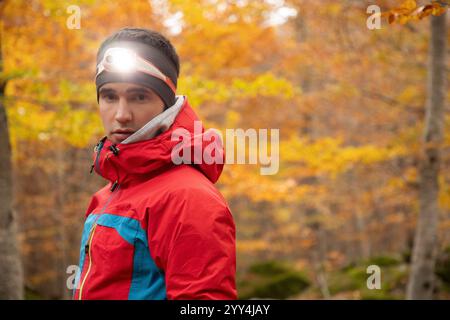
[91,96,224,189]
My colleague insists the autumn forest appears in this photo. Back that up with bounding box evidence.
[0,0,449,300]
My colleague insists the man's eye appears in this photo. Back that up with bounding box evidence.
[131,94,149,102]
[102,94,117,102]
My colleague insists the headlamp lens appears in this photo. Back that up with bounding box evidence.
[103,48,136,73]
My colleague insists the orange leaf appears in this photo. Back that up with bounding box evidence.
[388,12,397,24]
[416,5,434,19]
[401,0,417,11]
[431,2,447,16]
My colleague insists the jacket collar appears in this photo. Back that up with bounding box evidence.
[91,96,224,190]
[121,95,185,144]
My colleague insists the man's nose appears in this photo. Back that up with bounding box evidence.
[114,97,133,124]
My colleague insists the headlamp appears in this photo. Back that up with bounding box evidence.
[95,47,176,93]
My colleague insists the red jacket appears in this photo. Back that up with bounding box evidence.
[73,97,236,300]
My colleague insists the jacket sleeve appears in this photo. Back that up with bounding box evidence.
[149,186,237,300]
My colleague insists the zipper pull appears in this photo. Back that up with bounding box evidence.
[109,144,120,156]
[84,244,89,254]
[90,136,107,174]
[110,180,119,192]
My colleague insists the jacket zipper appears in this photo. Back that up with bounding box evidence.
[81,138,120,299]
[77,182,121,300]
[78,223,98,300]
[90,136,107,175]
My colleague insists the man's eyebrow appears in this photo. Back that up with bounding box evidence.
[98,88,116,94]
[126,87,152,94]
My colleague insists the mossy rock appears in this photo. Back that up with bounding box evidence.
[328,269,363,294]
[248,260,292,276]
[341,262,357,272]
[346,266,368,281]
[244,272,310,299]
[329,257,407,297]
[364,255,401,267]
[238,260,310,299]
[341,255,400,272]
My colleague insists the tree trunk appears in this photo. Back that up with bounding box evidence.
[54,139,69,299]
[406,12,447,300]
[0,10,24,299]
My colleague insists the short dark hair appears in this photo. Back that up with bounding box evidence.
[97,27,180,76]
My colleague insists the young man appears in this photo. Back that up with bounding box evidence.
[73,28,237,300]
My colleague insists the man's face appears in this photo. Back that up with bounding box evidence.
[98,82,165,144]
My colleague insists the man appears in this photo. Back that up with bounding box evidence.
[73,28,237,300]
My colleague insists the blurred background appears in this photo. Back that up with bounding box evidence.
[0,0,449,300]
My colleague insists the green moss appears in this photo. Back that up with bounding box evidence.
[25,287,44,300]
[328,255,407,297]
[328,273,361,295]
[248,260,291,276]
[341,262,357,272]
[363,255,401,267]
[238,260,310,299]
[250,272,310,299]
[346,266,368,281]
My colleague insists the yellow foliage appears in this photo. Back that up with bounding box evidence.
[282,135,408,178]
[385,0,447,24]
[237,239,269,253]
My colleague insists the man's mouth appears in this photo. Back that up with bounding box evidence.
[112,129,135,142]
